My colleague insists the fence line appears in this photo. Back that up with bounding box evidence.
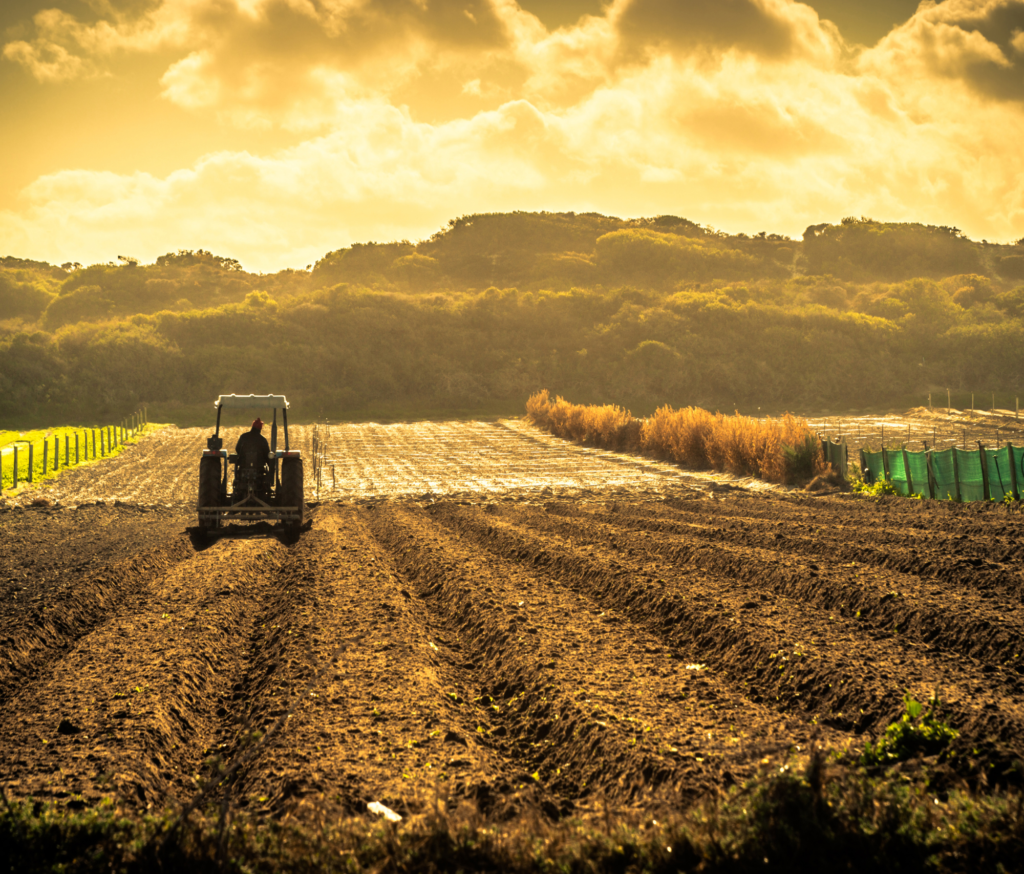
[860,443,1022,502]
[1,407,148,493]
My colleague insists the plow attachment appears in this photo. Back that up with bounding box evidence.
[198,492,304,527]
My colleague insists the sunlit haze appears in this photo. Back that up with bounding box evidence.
[2,0,1023,272]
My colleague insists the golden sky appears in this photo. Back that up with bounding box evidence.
[2,0,1022,272]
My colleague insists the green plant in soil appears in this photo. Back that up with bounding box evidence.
[860,693,959,766]
[852,477,902,498]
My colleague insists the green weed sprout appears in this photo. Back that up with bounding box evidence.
[860,693,959,766]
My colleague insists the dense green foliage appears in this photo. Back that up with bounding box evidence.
[1,214,1023,424]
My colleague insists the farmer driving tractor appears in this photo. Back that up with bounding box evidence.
[234,417,273,494]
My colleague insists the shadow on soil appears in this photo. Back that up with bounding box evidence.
[186,519,312,550]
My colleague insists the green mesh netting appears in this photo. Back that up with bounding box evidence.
[888,451,910,496]
[955,448,986,502]
[931,449,958,501]
[906,452,930,497]
[986,446,1014,502]
[823,440,848,475]
[859,444,1024,501]
[1013,447,1024,496]
[862,450,885,484]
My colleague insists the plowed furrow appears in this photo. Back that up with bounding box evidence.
[367,503,846,803]
[0,535,285,812]
[660,493,1022,549]
[536,503,1024,670]
[637,499,1024,596]
[425,502,1024,760]
[0,530,196,706]
[219,506,529,819]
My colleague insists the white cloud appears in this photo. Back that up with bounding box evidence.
[863,0,1024,101]
[3,0,1024,269]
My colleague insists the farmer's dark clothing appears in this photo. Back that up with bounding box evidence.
[235,429,273,493]
[235,429,271,467]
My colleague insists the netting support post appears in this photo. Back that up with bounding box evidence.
[27,444,33,484]
[978,443,990,502]
[925,450,937,499]
[43,440,48,475]
[902,448,914,497]
[952,450,962,503]
[1008,443,1020,502]
[860,449,869,484]
[881,447,891,482]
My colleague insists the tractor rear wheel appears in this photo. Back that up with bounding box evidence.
[198,456,221,529]
[280,457,305,529]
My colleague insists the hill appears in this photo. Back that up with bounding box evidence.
[1,213,1022,424]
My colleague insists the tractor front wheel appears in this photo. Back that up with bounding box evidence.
[279,457,305,529]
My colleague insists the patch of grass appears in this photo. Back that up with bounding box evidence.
[1,421,159,492]
[852,477,903,498]
[3,749,1022,874]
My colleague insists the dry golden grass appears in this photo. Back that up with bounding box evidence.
[526,390,641,452]
[526,391,822,484]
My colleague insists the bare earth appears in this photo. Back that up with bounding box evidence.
[1,419,1022,823]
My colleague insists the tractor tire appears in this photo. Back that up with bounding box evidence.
[279,457,305,529]
[198,456,221,529]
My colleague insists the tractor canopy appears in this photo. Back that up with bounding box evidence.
[215,394,289,409]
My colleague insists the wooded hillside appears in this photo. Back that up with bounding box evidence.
[1,213,1022,424]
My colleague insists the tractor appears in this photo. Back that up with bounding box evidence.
[197,394,305,531]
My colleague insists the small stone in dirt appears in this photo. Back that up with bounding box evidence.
[57,718,83,735]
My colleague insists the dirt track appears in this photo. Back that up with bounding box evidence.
[1,422,1023,822]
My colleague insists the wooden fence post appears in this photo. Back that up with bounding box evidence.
[1008,442,1020,502]
[902,448,914,496]
[64,435,69,467]
[43,440,48,474]
[28,444,33,483]
[13,446,18,489]
[926,450,937,499]
[75,433,79,464]
[92,429,96,458]
[882,447,891,481]
[952,448,962,502]
[53,436,58,470]
[978,443,990,501]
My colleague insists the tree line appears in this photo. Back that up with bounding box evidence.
[1,214,1022,424]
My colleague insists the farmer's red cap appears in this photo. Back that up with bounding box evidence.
[252,418,264,430]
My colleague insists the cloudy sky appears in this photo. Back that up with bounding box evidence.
[2,0,1023,272]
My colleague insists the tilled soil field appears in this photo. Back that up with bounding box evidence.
[1,422,1023,826]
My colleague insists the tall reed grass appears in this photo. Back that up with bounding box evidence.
[526,390,823,484]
